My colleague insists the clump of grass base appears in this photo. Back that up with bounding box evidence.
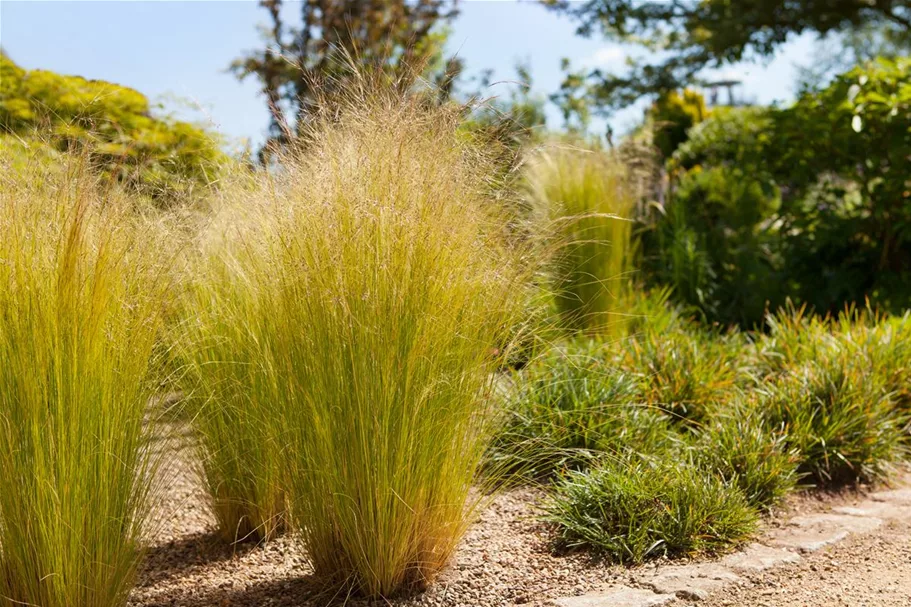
[544,456,758,564]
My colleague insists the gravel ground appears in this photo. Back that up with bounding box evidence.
[130,429,911,607]
[131,431,626,607]
[693,517,911,607]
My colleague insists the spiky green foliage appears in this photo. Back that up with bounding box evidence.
[183,89,527,597]
[544,456,758,564]
[621,327,738,424]
[693,407,801,509]
[840,311,911,436]
[759,348,905,486]
[526,144,637,336]
[0,155,169,606]
[753,306,911,446]
[487,344,679,480]
[749,304,832,377]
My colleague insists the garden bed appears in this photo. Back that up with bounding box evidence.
[129,431,910,607]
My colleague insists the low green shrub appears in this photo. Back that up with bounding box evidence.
[487,345,679,479]
[0,156,170,606]
[847,312,911,435]
[693,407,801,509]
[621,328,738,424]
[749,305,833,378]
[544,456,758,563]
[759,350,905,486]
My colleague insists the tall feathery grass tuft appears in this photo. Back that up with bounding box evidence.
[0,154,170,606]
[177,171,287,543]
[526,144,637,337]
[184,86,528,596]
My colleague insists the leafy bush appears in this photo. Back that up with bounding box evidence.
[693,408,801,509]
[646,58,911,326]
[487,345,679,480]
[759,350,906,485]
[652,165,782,326]
[649,88,707,158]
[526,143,637,336]
[184,89,527,597]
[672,106,774,176]
[0,52,225,204]
[544,456,758,563]
[0,155,169,606]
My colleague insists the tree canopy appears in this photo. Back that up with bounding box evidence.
[231,0,457,153]
[546,0,911,111]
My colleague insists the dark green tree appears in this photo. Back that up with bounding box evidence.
[545,0,911,111]
[231,0,458,151]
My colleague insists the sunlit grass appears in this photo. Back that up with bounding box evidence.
[182,87,528,596]
[0,154,170,607]
[486,342,680,480]
[544,454,758,563]
[758,347,906,486]
[526,143,637,336]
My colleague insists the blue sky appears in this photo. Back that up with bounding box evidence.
[1,1,817,149]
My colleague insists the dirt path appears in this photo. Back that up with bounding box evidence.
[694,516,911,607]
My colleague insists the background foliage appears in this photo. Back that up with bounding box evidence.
[0,52,224,204]
[643,57,911,327]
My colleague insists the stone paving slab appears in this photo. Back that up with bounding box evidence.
[767,527,849,553]
[870,488,911,503]
[550,586,676,607]
[768,512,884,553]
[789,513,885,533]
[720,543,801,573]
[831,501,911,519]
[637,563,742,601]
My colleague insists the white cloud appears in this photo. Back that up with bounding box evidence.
[582,46,626,69]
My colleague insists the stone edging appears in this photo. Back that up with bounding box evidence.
[549,486,911,606]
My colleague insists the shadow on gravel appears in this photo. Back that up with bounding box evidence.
[137,531,262,588]
[136,574,344,607]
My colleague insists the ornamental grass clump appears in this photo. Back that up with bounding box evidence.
[487,344,679,480]
[759,347,905,486]
[693,406,801,509]
[0,156,170,607]
[178,187,286,543]
[188,88,527,597]
[526,144,637,336]
[544,455,758,563]
[622,328,738,424]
